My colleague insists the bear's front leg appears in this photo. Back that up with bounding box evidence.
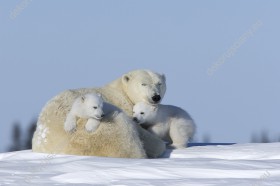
[85,118,101,132]
[64,113,77,132]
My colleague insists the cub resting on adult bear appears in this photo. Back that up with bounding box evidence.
[32,69,167,158]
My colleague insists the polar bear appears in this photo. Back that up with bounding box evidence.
[32,69,167,158]
[64,93,104,133]
[133,102,196,149]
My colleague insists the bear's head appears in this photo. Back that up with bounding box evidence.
[122,70,166,105]
[80,93,104,120]
[132,102,158,124]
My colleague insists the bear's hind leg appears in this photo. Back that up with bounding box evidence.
[169,119,193,149]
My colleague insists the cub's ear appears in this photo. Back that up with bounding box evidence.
[81,96,86,103]
[96,93,103,100]
[122,74,131,84]
[161,74,166,82]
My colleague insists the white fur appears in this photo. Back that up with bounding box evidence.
[133,102,196,149]
[64,93,104,132]
[32,70,167,158]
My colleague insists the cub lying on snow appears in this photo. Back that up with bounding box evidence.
[133,102,196,149]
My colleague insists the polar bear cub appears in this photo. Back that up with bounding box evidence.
[64,93,105,133]
[133,102,195,149]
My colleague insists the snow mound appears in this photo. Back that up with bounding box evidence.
[1,143,280,186]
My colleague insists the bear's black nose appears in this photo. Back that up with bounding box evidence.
[133,117,139,122]
[101,114,105,118]
[152,95,161,103]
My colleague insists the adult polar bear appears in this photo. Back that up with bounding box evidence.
[32,70,166,158]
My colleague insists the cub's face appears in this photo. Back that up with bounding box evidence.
[122,70,166,105]
[132,102,157,124]
[82,93,104,120]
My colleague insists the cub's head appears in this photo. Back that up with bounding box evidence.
[81,93,104,120]
[132,102,157,124]
[122,70,166,105]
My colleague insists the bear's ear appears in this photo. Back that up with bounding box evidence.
[122,74,131,84]
[161,74,166,82]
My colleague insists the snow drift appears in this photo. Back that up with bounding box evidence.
[1,143,280,186]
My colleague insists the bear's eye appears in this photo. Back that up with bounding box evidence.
[93,106,97,109]
[158,82,162,86]
[140,112,144,115]
[141,83,147,86]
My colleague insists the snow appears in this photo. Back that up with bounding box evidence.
[1,143,280,186]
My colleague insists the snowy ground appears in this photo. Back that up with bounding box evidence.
[0,143,280,186]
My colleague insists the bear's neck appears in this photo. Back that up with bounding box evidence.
[104,77,134,105]
[106,78,123,90]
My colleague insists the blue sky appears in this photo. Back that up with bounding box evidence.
[1,0,280,152]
